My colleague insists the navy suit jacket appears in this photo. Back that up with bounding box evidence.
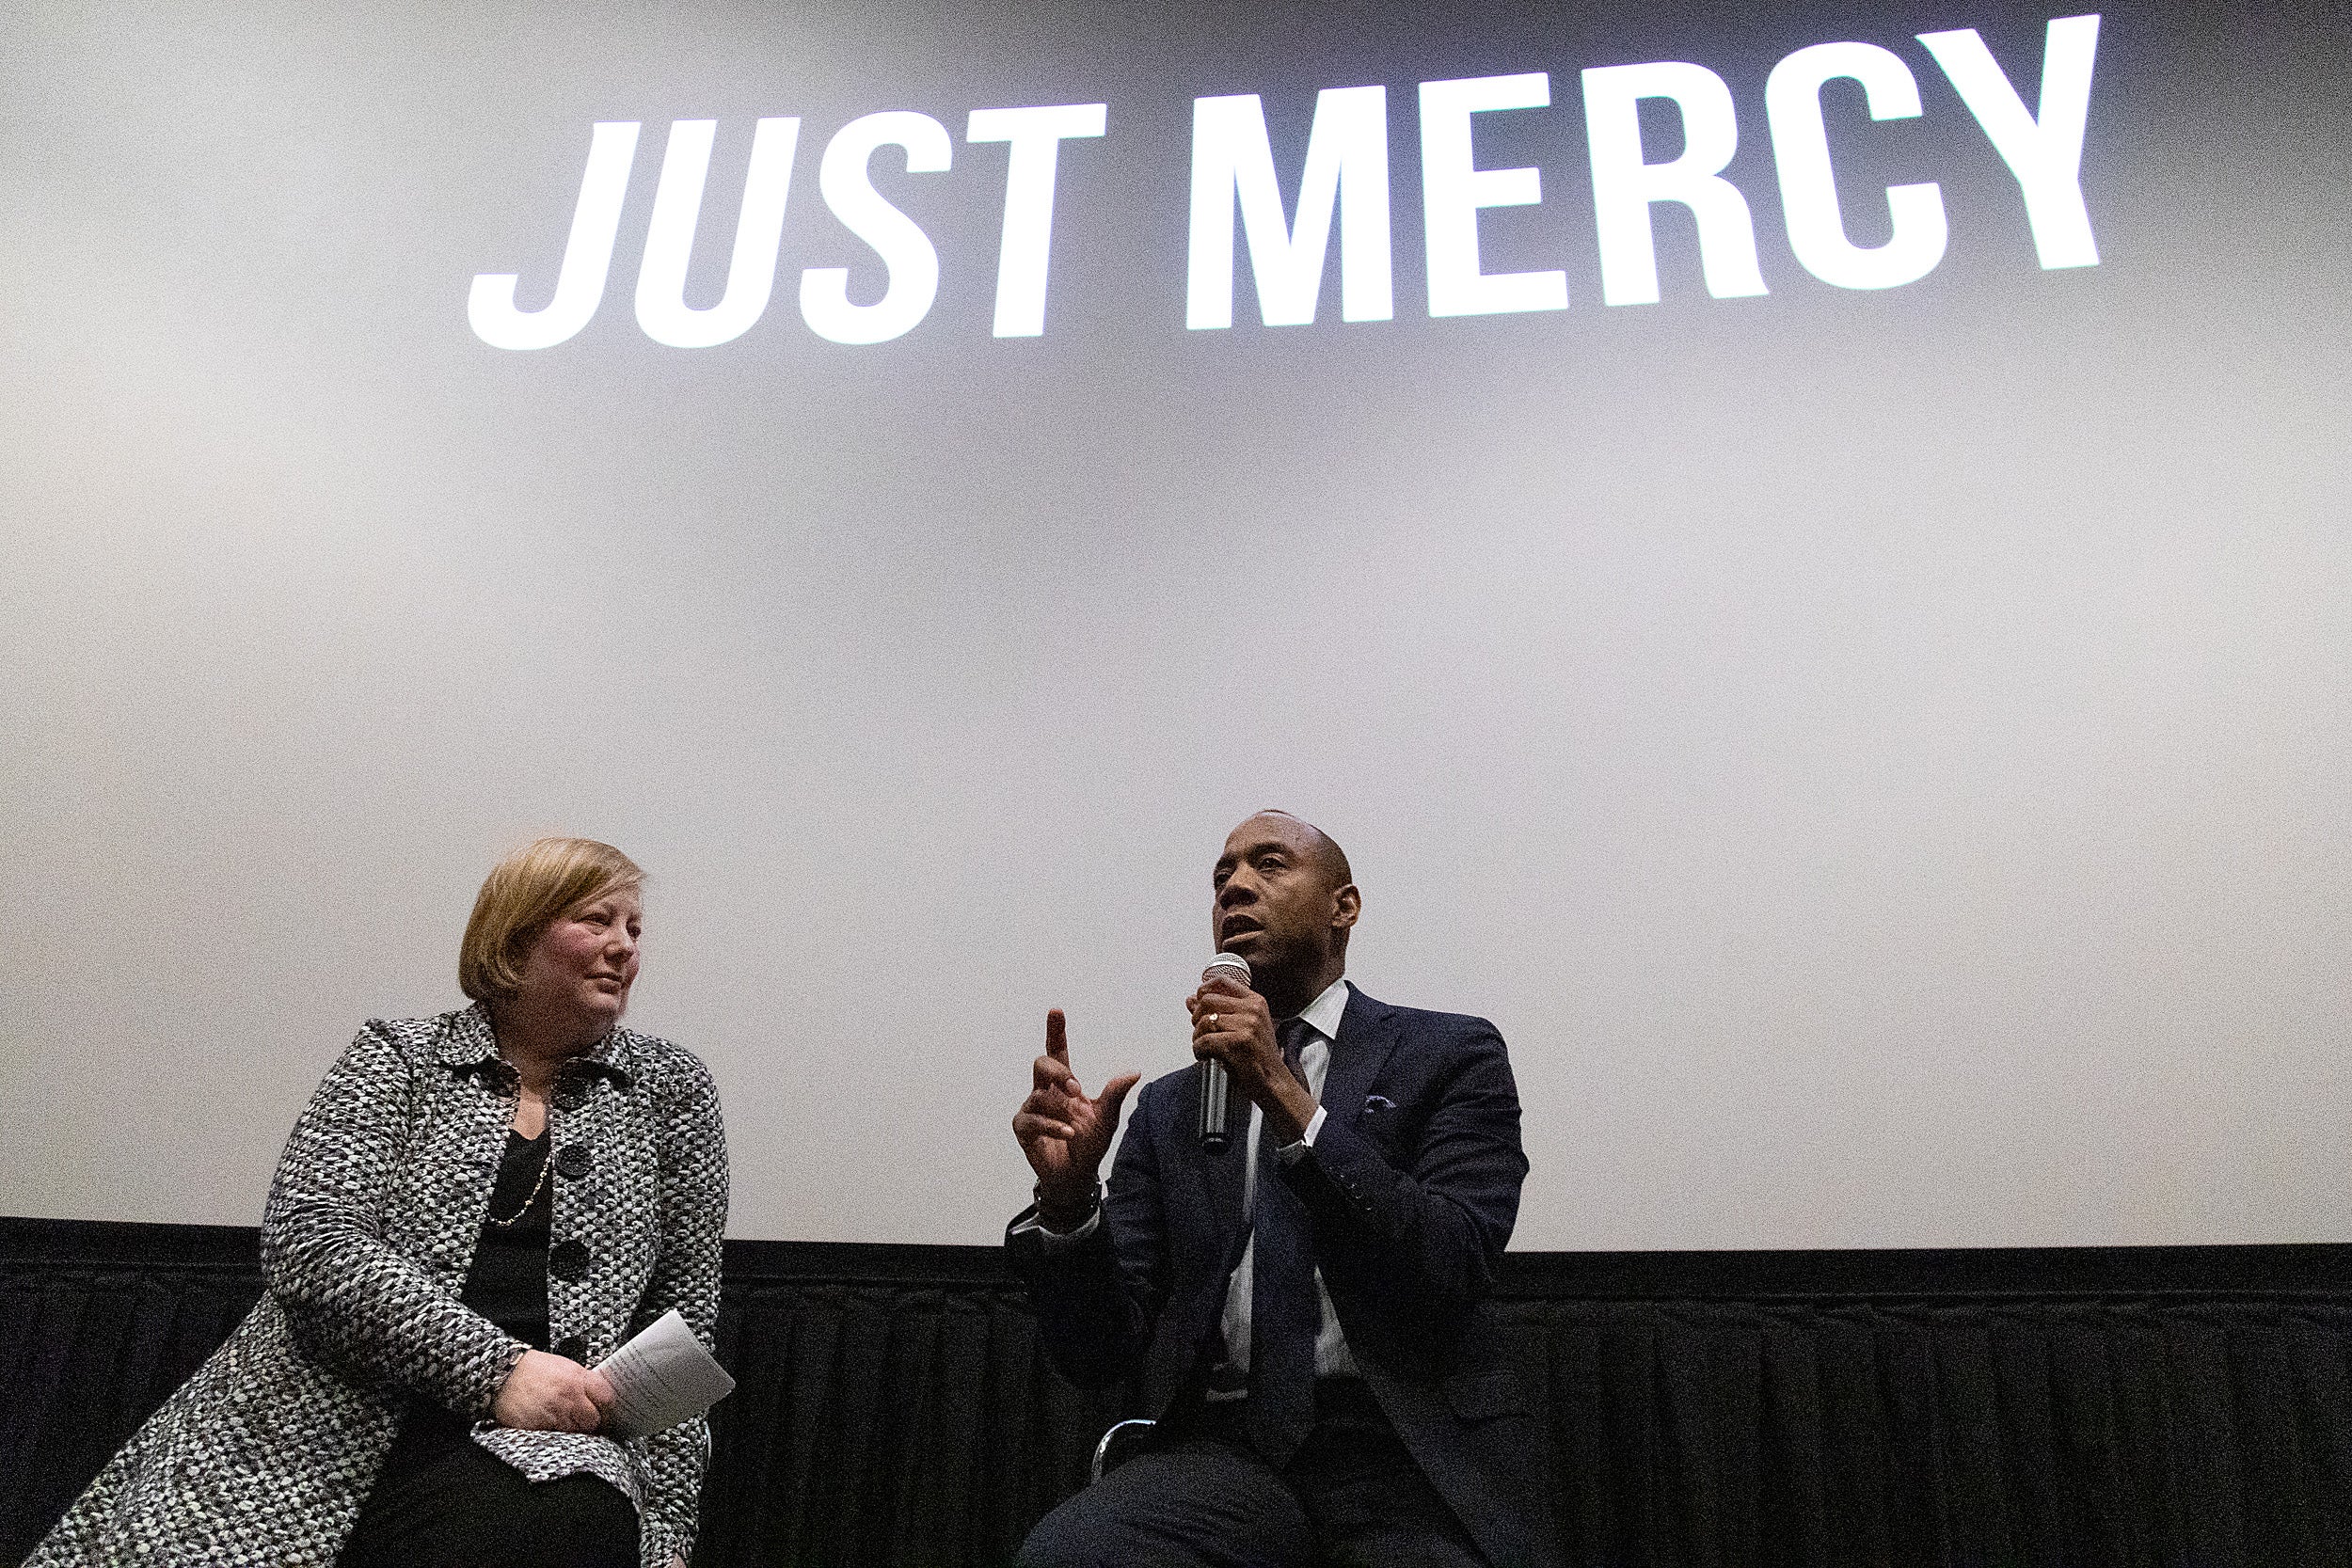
[1008,983,1555,1568]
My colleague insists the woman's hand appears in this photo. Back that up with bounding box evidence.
[491,1348,615,1433]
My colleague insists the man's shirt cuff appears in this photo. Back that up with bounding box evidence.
[1010,1191,1103,1247]
[1275,1105,1327,1165]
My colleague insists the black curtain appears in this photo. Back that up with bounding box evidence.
[7,1219,2351,1566]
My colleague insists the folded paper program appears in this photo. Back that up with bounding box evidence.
[596,1309,736,1440]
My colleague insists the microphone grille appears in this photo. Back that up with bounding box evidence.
[1202,952,1252,986]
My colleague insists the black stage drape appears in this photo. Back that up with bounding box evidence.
[5,1218,2349,1566]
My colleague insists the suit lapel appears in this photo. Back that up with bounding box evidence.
[1319,983,1401,1139]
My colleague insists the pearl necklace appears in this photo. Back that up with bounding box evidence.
[485,1138,551,1229]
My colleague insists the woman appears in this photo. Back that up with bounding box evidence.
[29,838,728,1568]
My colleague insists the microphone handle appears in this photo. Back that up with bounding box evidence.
[1197,1059,1231,1153]
[1195,951,1250,1154]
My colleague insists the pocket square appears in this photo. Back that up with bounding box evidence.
[1363,1094,1396,1113]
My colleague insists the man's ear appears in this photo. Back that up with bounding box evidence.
[1330,883,1361,932]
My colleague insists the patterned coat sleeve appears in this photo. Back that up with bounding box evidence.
[631,1048,730,1567]
[259,1020,528,1418]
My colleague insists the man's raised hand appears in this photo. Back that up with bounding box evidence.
[1013,1008,1139,1228]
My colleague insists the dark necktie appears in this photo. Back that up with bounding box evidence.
[1248,1017,1318,1465]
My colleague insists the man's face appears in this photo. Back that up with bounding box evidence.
[1211,814,1350,982]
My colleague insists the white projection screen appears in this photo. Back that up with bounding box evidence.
[3,0,2346,1250]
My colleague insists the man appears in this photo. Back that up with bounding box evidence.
[1009,811,1551,1568]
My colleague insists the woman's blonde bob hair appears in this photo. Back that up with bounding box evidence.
[458,837,644,1006]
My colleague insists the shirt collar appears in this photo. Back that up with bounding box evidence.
[435,1001,635,1086]
[1288,974,1351,1045]
[436,1003,501,1069]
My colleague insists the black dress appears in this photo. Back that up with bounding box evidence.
[339,1131,640,1568]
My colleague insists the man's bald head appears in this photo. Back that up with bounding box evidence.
[1246,809,1353,894]
[1213,812,1361,1013]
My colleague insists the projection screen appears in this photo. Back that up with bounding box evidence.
[3,0,2346,1248]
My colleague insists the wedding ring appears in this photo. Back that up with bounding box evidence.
[1207,1013,1219,1030]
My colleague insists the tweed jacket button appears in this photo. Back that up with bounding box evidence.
[553,1334,590,1361]
[553,1082,591,1112]
[555,1143,593,1180]
[548,1238,591,1281]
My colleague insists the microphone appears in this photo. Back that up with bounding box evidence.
[1197,951,1251,1153]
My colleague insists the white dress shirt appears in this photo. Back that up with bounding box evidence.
[1213,974,1359,1388]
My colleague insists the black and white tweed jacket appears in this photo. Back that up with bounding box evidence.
[27,1005,729,1568]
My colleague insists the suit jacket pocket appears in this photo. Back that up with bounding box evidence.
[1443,1368,1526,1422]
[1351,1096,1409,1162]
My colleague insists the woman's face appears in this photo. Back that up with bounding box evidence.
[514,884,643,1035]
